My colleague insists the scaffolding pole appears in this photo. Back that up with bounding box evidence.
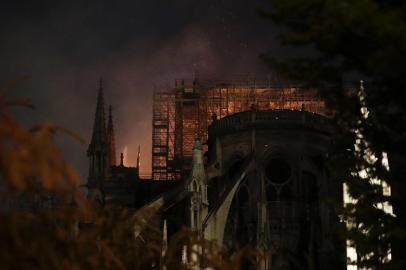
[152,79,326,181]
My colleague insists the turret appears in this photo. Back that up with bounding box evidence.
[87,79,109,197]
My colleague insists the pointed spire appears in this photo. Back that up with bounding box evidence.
[188,139,208,204]
[192,139,203,166]
[87,79,109,194]
[190,139,207,185]
[120,152,124,167]
[107,105,117,166]
[88,79,107,153]
[136,145,141,169]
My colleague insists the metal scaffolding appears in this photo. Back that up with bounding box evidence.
[152,79,326,181]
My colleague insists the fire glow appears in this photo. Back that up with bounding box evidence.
[122,146,129,166]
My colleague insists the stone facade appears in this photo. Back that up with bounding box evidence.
[86,83,346,270]
[202,109,345,269]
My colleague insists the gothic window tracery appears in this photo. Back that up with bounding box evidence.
[264,157,293,202]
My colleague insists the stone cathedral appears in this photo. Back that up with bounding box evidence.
[86,79,346,270]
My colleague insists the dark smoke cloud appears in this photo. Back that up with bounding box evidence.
[0,0,280,180]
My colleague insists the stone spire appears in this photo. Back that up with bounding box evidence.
[107,105,117,166]
[136,145,141,169]
[87,79,109,198]
[190,139,207,187]
[88,79,107,152]
[120,152,124,167]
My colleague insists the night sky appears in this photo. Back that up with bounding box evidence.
[0,0,280,179]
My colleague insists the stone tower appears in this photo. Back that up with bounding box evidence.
[107,105,117,166]
[87,79,109,198]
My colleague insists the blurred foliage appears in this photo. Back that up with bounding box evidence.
[0,87,265,270]
[261,0,406,269]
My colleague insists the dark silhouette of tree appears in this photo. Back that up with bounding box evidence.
[261,1,406,269]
